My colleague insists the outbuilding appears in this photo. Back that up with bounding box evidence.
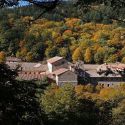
[52,68,78,86]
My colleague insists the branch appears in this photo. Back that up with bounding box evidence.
[29,9,48,24]
[0,0,60,8]
[28,0,60,24]
[28,0,60,9]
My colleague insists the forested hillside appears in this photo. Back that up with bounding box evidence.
[1,2,125,125]
[0,2,125,63]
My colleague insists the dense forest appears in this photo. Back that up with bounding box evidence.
[41,82,125,125]
[0,2,125,63]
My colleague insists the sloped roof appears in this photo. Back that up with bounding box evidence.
[17,73,45,80]
[97,63,125,70]
[6,62,47,72]
[52,68,69,76]
[84,63,125,77]
[47,56,63,64]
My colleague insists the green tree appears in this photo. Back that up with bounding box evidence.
[59,47,68,58]
[40,83,77,125]
[106,54,118,63]
[25,52,34,62]
[45,46,59,58]
[40,83,104,125]
[0,63,43,125]
[112,99,125,125]
[94,47,105,64]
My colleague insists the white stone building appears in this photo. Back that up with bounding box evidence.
[47,56,68,73]
[47,56,78,86]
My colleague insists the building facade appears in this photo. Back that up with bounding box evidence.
[47,56,68,73]
[81,64,125,87]
[7,56,125,87]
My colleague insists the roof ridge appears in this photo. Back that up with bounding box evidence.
[52,68,69,76]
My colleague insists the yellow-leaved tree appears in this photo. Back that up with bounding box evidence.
[0,51,6,64]
[72,47,83,62]
[99,87,120,100]
[84,47,92,63]
[122,57,125,63]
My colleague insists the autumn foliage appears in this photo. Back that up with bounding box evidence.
[0,6,125,64]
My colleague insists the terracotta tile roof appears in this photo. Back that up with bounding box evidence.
[18,73,45,80]
[47,56,63,64]
[52,68,69,76]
